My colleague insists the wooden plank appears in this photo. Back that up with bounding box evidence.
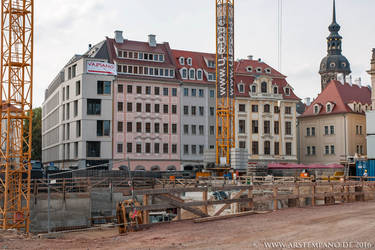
[143,195,149,224]
[203,191,208,214]
[214,190,246,216]
[131,185,252,195]
[194,211,256,223]
[157,194,209,218]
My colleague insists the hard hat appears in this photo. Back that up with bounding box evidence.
[365,169,368,172]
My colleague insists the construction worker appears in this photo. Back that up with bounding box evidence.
[363,169,368,181]
[300,169,309,178]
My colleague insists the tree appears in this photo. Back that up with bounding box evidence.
[24,107,42,160]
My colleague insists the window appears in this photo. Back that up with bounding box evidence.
[118,102,123,112]
[326,103,332,113]
[179,57,185,65]
[66,86,70,100]
[87,99,101,115]
[252,120,258,134]
[273,86,278,94]
[274,142,279,155]
[199,125,204,135]
[154,123,160,134]
[330,145,335,154]
[251,85,256,93]
[312,146,316,155]
[163,143,168,154]
[252,105,258,112]
[62,87,65,101]
[163,104,169,114]
[252,141,259,155]
[66,123,70,140]
[97,81,111,94]
[210,107,215,116]
[87,142,100,157]
[325,145,330,155]
[239,120,246,134]
[97,120,110,136]
[136,122,142,133]
[286,142,292,156]
[172,124,177,134]
[183,105,189,115]
[127,102,132,112]
[146,86,151,95]
[307,128,311,136]
[191,145,197,155]
[285,122,292,135]
[199,89,204,97]
[154,104,160,113]
[197,69,203,80]
[172,88,177,96]
[127,122,132,132]
[74,100,78,117]
[154,143,160,154]
[187,57,192,65]
[136,86,142,94]
[199,106,204,116]
[264,141,271,155]
[74,142,78,158]
[191,125,197,135]
[127,85,133,94]
[76,120,81,137]
[189,69,195,79]
[145,123,151,133]
[191,106,196,115]
[191,89,197,97]
[163,123,168,134]
[172,144,178,154]
[136,143,142,153]
[184,124,189,135]
[261,82,267,93]
[145,143,151,153]
[145,103,151,113]
[264,121,270,134]
[239,141,246,149]
[117,143,123,153]
[238,83,245,93]
[76,81,80,95]
[184,88,189,96]
[118,121,123,132]
[239,104,246,112]
[284,87,290,96]
[360,126,362,135]
[307,146,311,156]
[264,104,270,113]
[136,103,142,112]
[330,125,335,135]
[117,84,123,94]
[285,106,292,115]
[184,145,189,155]
[208,60,215,68]
[172,105,177,114]
[210,126,215,135]
[163,88,169,96]
[274,106,280,113]
[154,87,160,95]
[210,90,215,98]
[312,127,316,136]
[324,126,329,135]
[274,121,279,134]
[182,68,187,79]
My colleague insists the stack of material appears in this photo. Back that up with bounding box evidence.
[247,163,268,176]
[230,148,249,170]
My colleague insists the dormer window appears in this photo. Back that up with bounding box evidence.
[179,57,185,65]
[208,60,215,68]
[314,104,320,114]
[256,67,262,73]
[284,87,290,96]
[246,66,253,72]
[358,104,362,112]
[238,82,245,93]
[197,69,203,80]
[251,84,257,93]
[181,68,187,79]
[326,103,332,113]
[353,103,357,112]
[187,57,192,66]
[273,86,278,94]
[265,68,271,74]
[261,82,267,93]
[189,68,195,80]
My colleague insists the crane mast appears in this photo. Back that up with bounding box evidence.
[215,0,235,167]
[0,0,33,232]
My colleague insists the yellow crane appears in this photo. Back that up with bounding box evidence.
[0,0,34,232]
[215,0,235,168]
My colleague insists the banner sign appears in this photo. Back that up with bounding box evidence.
[216,1,234,98]
[87,61,117,76]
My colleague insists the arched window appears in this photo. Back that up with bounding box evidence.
[135,165,145,171]
[238,83,244,93]
[251,85,256,93]
[181,68,187,79]
[264,104,270,113]
[167,166,177,171]
[314,105,319,114]
[151,166,160,171]
[187,57,192,66]
[189,68,195,80]
[197,69,203,80]
[119,165,129,171]
[179,57,185,65]
[326,103,332,113]
[261,82,268,93]
[273,86,278,94]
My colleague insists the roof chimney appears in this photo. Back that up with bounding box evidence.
[148,34,156,47]
[114,30,124,44]
[355,77,362,87]
[247,55,253,60]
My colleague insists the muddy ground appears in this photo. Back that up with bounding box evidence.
[1,201,375,250]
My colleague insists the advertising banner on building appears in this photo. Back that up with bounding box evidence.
[87,61,117,76]
[216,1,234,98]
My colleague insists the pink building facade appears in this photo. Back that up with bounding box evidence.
[107,33,181,171]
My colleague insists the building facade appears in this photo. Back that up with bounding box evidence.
[234,58,300,163]
[172,50,216,169]
[366,48,375,159]
[299,80,371,164]
[107,32,181,171]
[319,0,351,91]
[42,54,115,169]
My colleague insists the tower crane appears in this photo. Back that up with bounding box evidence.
[0,0,34,232]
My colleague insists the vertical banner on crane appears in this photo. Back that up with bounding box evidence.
[216,1,234,98]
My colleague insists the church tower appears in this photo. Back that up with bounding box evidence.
[319,0,351,91]
[368,48,375,109]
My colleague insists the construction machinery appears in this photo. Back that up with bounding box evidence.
[116,199,143,234]
[0,0,34,232]
[215,0,235,169]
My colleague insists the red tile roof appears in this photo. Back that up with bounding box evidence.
[300,80,371,117]
[235,59,285,78]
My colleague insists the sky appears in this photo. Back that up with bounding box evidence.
[34,0,375,107]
